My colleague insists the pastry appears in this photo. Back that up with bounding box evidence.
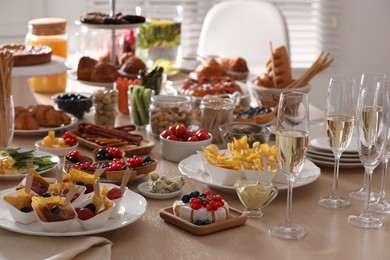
[14,106,40,130]
[30,105,71,127]
[224,57,249,80]
[90,62,119,83]
[120,52,134,65]
[77,56,98,81]
[195,58,225,79]
[173,191,229,224]
[178,76,243,97]
[119,56,146,75]
[0,44,52,67]
[99,52,119,65]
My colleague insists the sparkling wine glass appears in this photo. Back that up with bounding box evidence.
[318,77,356,208]
[348,77,389,229]
[269,92,310,239]
[370,80,390,214]
[349,73,386,201]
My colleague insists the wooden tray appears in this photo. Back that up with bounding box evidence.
[159,207,247,235]
[74,131,156,156]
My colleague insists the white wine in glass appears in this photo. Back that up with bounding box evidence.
[348,78,389,229]
[318,77,356,208]
[269,92,309,239]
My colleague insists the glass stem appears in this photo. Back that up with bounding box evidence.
[285,177,294,226]
[379,158,389,200]
[364,169,374,215]
[332,153,342,198]
[362,169,368,190]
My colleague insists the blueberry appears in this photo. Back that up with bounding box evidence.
[97,149,106,155]
[200,193,207,198]
[194,220,203,226]
[105,154,113,160]
[67,156,79,164]
[96,154,105,161]
[181,194,191,203]
[51,205,61,214]
[121,165,127,170]
[202,220,211,225]
[42,193,51,197]
[143,156,152,163]
[20,206,32,213]
[193,191,200,197]
[85,203,96,213]
[189,192,197,198]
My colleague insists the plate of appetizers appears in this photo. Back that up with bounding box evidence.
[0,149,60,180]
[14,113,78,136]
[0,185,147,236]
[178,154,321,193]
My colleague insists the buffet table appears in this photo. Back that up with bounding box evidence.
[1,77,389,260]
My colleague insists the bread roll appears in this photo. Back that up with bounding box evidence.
[120,56,146,75]
[99,52,119,65]
[90,62,119,83]
[120,52,134,65]
[77,56,98,81]
[195,58,225,79]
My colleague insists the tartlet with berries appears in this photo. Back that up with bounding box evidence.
[233,106,275,124]
[173,191,229,225]
[93,147,123,162]
[64,150,94,172]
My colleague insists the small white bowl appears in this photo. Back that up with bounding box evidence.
[137,182,182,200]
[32,200,76,232]
[160,133,213,162]
[75,196,115,230]
[243,170,277,183]
[35,140,78,157]
[2,190,36,224]
[100,184,127,219]
[204,163,243,186]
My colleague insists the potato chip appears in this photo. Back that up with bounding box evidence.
[2,190,33,210]
[64,168,99,185]
[92,194,114,215]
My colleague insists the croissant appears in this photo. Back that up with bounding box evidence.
[30,105,71,127]
[14,106,40,130]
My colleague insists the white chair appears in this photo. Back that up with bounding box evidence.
[197,0,289,74]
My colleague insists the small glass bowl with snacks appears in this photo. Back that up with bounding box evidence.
[219,122,271,147]
[234,179,278,218]
[52,93,93,119]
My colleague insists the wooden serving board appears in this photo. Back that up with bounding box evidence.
[159,207,247,236]
[74,131,156,156]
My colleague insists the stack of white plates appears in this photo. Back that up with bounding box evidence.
[308,126,362,169]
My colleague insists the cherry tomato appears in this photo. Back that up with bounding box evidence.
[168,124,178,133]
[196,130,210,141]
[77,208,94,220]
[175,124,188,138]
[167,135,180,141]
[183,130,196,141]
[161,129,174,139]
[187,136,199,142]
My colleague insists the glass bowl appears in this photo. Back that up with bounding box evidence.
[234,179,278,217]
[219,122,271,147]
[52,92,93,119]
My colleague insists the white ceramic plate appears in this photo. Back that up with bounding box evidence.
[178,154,321,194]
[68,71,114,88]
[14,114,78,136]
[309,136,358,154]
[137,182,182,200]
[0,186,147,236]
[307,147,359,159]
[307,152,361,163]
[309,157,363,169]
[0,150,60,180]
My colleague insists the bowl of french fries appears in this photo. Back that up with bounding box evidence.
[200,136,278,186]
[248,45,332,107]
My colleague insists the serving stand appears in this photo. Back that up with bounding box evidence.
[11,55,67,106]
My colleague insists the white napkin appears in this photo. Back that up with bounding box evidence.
[0,229,112,260]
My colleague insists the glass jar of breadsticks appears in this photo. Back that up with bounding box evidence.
[200,96,234,143]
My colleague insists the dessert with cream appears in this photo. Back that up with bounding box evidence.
[173,191,229,225]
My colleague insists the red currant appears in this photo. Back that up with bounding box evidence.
[107,188,122,200]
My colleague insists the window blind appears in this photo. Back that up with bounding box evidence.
[87,0,339,68]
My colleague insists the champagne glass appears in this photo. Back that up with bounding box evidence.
[349,73,386,201]
[318,77,356,208]
[370,80,390,214]
[269,92,309,239]
[348,77,389,228]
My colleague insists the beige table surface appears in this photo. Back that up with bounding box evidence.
[2,79,389,260]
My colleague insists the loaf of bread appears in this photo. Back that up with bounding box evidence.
[30,105,71,127]
[119,56,146,75]
[265,46,293,88]
[77,56,98,81]
[90,62,119,83]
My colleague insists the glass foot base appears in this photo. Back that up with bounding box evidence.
[370,200,390,215]
[348,189,377,202]
[244,209,264,218]
[348,214,384,229]
[269,223,307,239]
[318,196,351,209]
